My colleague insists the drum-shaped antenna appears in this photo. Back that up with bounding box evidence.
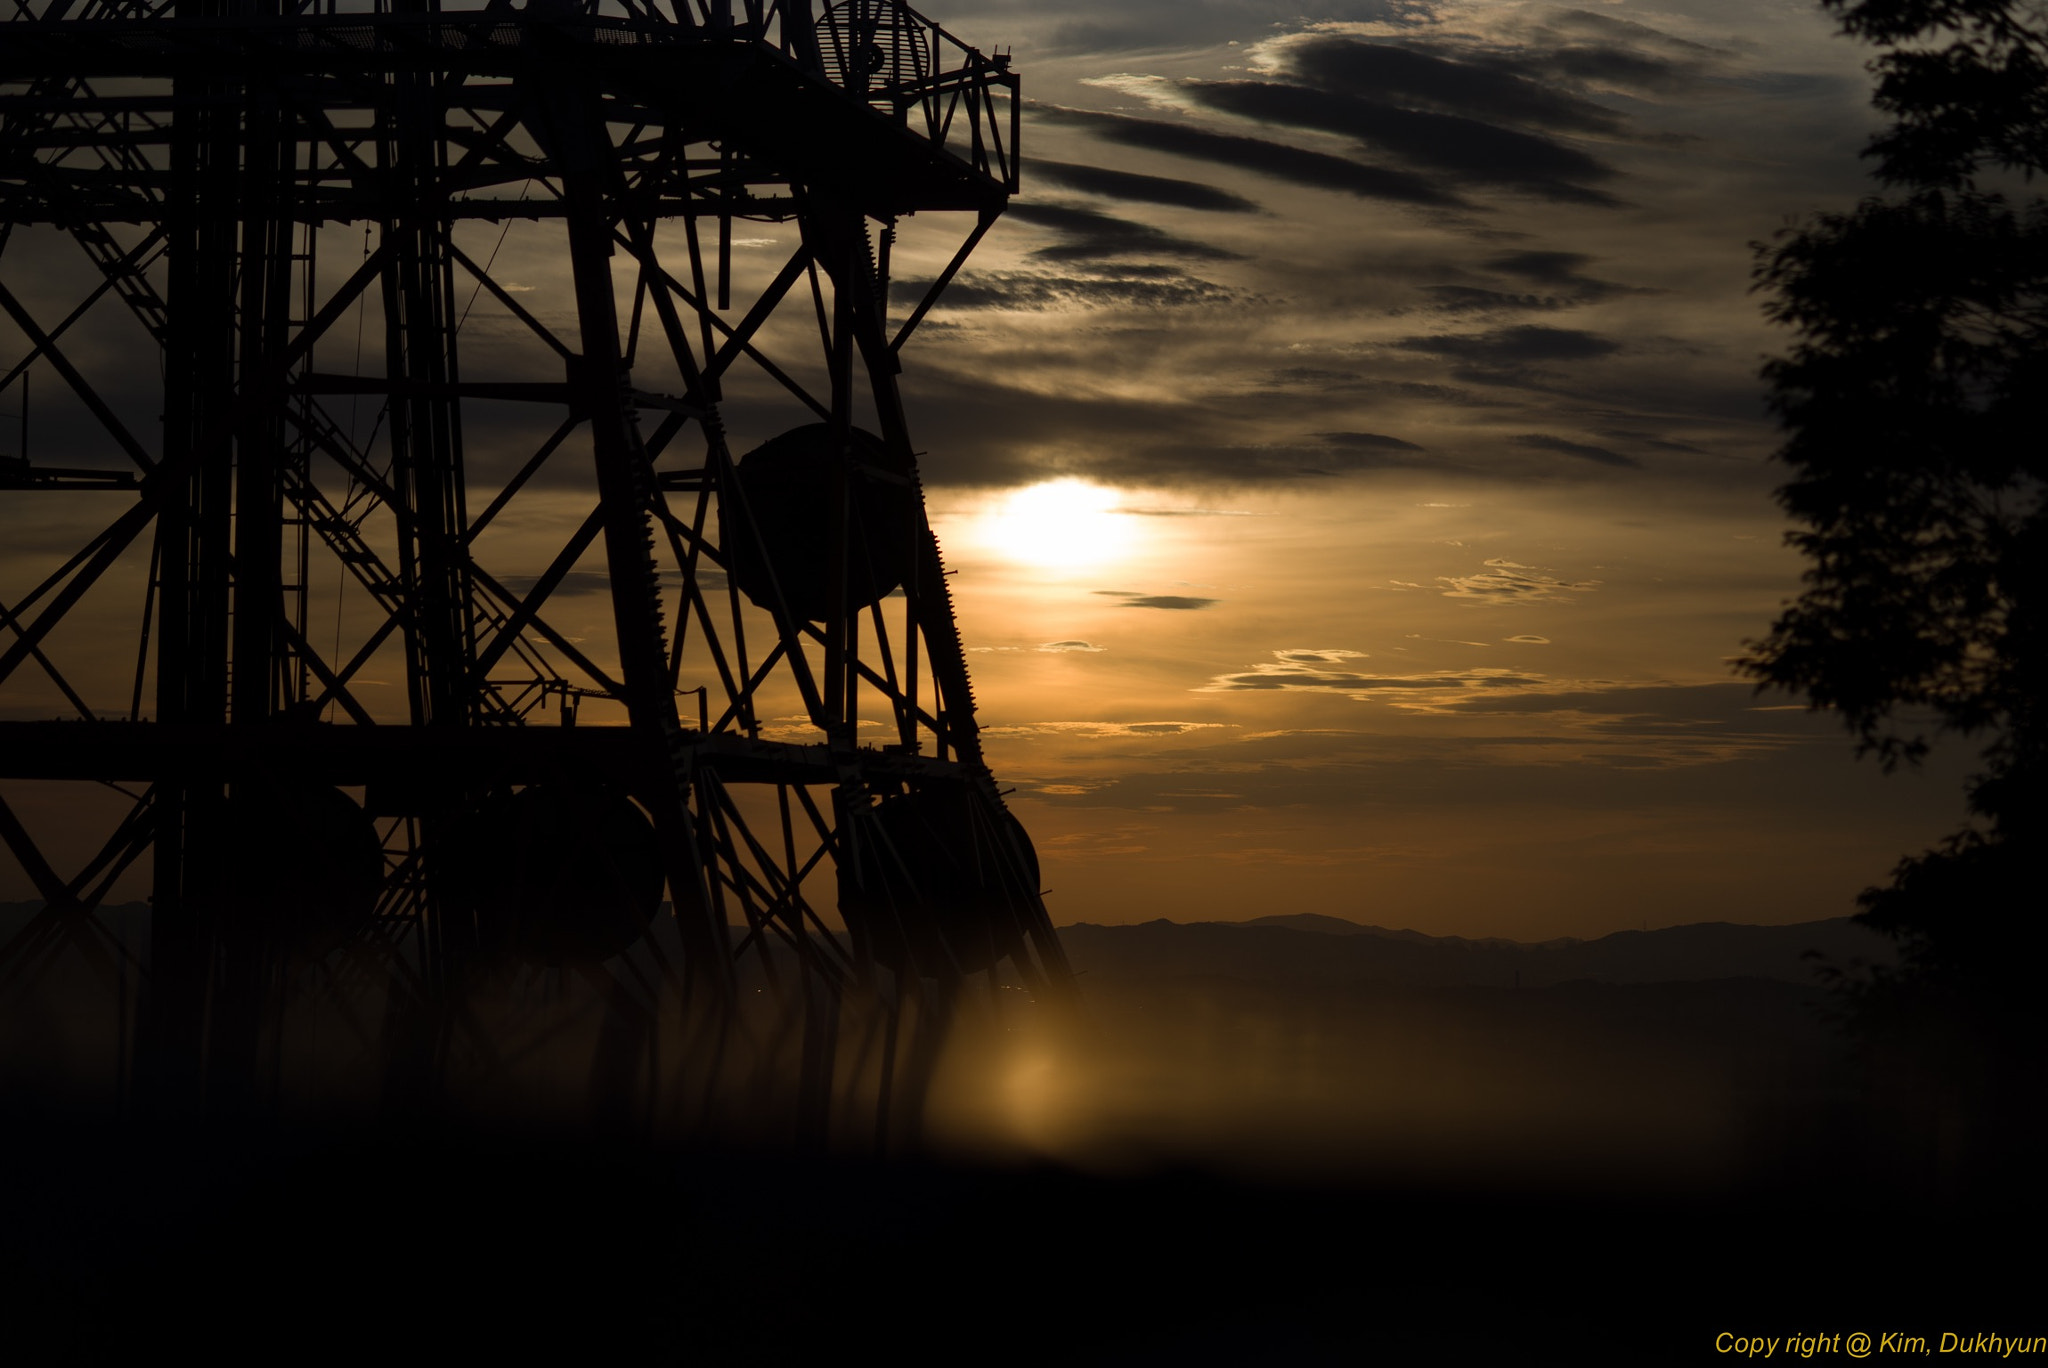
[840,780,1040,977]
[466,785,665,967]
[724,424,918,624]
[222,782,384,957]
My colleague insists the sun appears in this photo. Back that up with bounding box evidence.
[977,479,1135,571]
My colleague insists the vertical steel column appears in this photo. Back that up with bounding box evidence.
[381,19,472,732]
[142,0,249,1113]
[539,69,733,995]
[379,0,482,1000]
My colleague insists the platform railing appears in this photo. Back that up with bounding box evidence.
[1,0,1017,196]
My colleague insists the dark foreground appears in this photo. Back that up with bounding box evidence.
[1,1113,2036,1366]
[4,912,2040,1362]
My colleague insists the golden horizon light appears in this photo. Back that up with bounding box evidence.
[970,478,1137,573]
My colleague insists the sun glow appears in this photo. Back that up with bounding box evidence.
[978,479,1135,571]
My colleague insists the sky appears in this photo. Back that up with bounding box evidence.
[866,0,1973,937]
[0,0,1979,939]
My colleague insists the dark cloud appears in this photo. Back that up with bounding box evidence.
[894,268,1238,311]
[893,354,1635,490]
[895,367,1389,487]
[1591,426,1711,456]
[1258,367,1499,407]
[1484,250,1638,302]
[1182,79,1621,204]
[1436,682,1826,730]
[496,566,706,596]
[1039,1,1427,58]
[892,373,1202,486]
[1499,10,1727,95]
[1278,441,1436,474]
[1536,8,1725,55]
[1042,17,1206,56]
[1511,432,1642,469]
[496,568,611,597]
[1395,325,1623,365]
[1117,505,1255,517]
[1486,250,1595,285]
[1418,285,1570,314]
[1297,432,1438,472]
[1031,104,1467,209]
[1029,159,1259,213]
[1233,443,1460,478]
[1410,252,1641,315]
[1006,201,1242,262]
[1315,431,1425,452]
[1096,591,1219,610]
[1492,42,1711,96]
[1281,35,1626,135]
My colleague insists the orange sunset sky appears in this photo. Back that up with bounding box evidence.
[0,0,1970,939]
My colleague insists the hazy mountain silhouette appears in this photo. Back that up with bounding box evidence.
[6,904,1891,989]
[1058,914,1891,988]
[1236,910,1581,949]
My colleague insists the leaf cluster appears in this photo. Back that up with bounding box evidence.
[1848,0,2048,187]
[1746,5,2048,1150]
[1743,0,2048,812]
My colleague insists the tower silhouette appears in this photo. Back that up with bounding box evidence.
[0,0,1067,1136]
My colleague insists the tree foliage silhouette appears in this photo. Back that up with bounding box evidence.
[1745,0,2046,1102]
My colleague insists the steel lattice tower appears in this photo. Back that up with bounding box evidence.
[0,0,1066,1136]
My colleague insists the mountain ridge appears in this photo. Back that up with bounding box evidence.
[1232,910,1586,950]
[1053,914,1892,988]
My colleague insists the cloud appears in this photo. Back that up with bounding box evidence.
[1287,431,1439,473]
[1004,684,1864,823]
[895,267,1238,312]
[1042,2,1428,58]
[1435,559,1602,603]
[1198,652,1564,708]
[1029,159,1260,213]
[1095,591,1219,610]
[982,720,1234,739]
[1006,201,1243,262]
[1494,9,1729,96]
[1417,285,1574,314]
[1408,251,1647,314]
[1115,505,1255,518]
[1264,17,1727,125]
[1181,78,1622,204]
[757,714,886,741]
[1039,640,1108,653]
[1313,431,1425,453]
[1503,635,1552,645]
[1031,104,1468,208]
[1592,426,1712,456]
[1273,34,1628,135]
[499,567,707,596]
[1258,367,1501,408]
[1511,432,1641,469]
[1431,682,1831,740]
[1395,325,1623,365]
[1486,250,1625,293]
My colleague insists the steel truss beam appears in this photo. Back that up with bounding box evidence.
[0,0,1065,1139]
